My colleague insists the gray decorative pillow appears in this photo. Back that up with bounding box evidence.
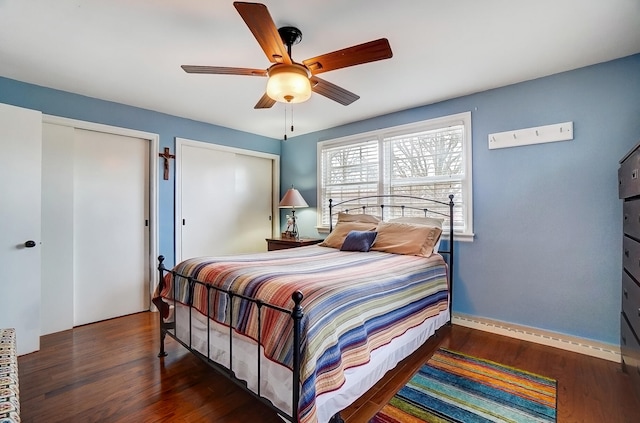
[319,222,377,249]
[340,230,378,252]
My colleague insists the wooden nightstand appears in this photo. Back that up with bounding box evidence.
[266,237,322,251]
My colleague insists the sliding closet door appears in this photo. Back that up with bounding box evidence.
[73,129,149,326]
[180,143,236,259]
[234,154,274,253]
[177,139,276,261]
[41,123,74,335]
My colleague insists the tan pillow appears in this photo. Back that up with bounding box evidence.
[337,212,381,224]
[319,221,378,249]
[389,216,444,253]
[371,221,442,257]
[389,216,443,228]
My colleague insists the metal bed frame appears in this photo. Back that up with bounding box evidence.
[154,194,455,423]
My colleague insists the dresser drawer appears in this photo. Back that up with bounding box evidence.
[623,236,640,282]
[621,315,640,394]
[624,199,640,239]
[622,271,640,334]
[619,147,640,199]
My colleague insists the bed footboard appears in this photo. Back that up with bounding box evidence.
[155,255,306,422]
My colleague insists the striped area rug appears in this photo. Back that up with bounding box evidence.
[369,348,557,423]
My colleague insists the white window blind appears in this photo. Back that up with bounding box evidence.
[318,112,473,238]
[320,138,379,220]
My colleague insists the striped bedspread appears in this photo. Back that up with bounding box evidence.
[158,245,449,423]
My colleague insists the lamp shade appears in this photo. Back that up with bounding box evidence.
[266,64,312,104]
[279,187,309,208]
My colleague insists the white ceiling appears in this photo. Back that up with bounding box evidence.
[1,0,640,140]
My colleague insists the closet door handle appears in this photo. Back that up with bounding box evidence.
[24,240,36,248]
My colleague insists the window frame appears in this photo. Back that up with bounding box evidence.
[316,111,474,241]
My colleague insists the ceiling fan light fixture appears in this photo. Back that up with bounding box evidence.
[266,64,312,104]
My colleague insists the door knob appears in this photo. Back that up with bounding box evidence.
[24,240,36,248]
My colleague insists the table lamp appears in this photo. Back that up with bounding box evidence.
[279,186,308,239]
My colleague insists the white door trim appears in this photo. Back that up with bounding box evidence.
[42,114,159,304]
[174,137,280,263]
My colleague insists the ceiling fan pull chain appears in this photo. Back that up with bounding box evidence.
[283,105,288,141]
[291,105,294,133]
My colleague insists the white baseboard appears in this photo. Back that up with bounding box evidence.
[452,313,621,363]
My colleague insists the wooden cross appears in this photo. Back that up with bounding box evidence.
[159,147,175,180]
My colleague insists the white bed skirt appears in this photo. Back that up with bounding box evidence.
[171,303,449,423]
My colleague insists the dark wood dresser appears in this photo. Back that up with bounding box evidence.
[618,141,640,398]
[266,237,322,251]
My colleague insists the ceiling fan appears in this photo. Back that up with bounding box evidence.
[181,1,393,109]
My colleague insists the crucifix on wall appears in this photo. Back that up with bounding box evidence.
[159,147,175,180]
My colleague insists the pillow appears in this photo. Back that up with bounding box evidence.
[389,216,443,228]
[389,216,444,252]
[337,212,381,224]
[319,221,378,249]
[371,221,442,257]
[340,230,378,252]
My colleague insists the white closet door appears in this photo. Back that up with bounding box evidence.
[0,103,42,355]
[180,143,236,259]
[73,129,149,326]
[178,140,274,261]
[234,154,273,253]
[41,123,75,335]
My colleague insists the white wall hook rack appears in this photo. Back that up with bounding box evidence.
[488,121,573,150]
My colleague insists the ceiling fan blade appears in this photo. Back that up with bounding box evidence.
[254,93,276,109]
[233,2,292,65]
[310,76,360,106]
[303,38,392,75]
[181,65,267,77]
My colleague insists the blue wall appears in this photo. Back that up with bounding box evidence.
[0,77,281,266]
[3,53,640,346]
[281,54,640,346]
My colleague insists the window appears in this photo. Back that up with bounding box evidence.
[317,112,473,240]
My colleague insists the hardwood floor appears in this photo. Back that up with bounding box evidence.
[18,312,640,422]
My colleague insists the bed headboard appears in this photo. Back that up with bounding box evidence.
[330,192,451,223]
